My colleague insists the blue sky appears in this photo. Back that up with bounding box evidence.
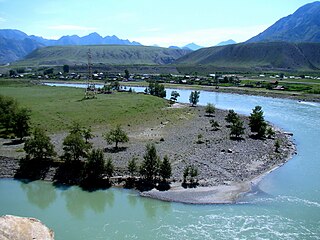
[0,0,316,47]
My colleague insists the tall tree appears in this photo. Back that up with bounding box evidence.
[230,119,245,139]
[140,143,160,182]
[62,132,89,161]
[128,157,138,177]
[84,148,105,180]
[159,155,172,182]
[63,64,70,73]
[0,95,18,133]
[225,109,239,125]
[249,106,267,138]
[24,127,56,160]
[105,157,114,178]
[189,91,200,106]
[103,125,129,149]
[13,107,31,140]
[124,69,130,79]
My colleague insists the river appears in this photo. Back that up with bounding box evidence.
[1,83,319,239]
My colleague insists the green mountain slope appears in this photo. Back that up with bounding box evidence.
[15,45,191,66]
[174,42,320,71]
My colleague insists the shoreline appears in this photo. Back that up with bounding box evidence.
[0,104,296,204]
[41,80,320,103]
[140,146,295,204]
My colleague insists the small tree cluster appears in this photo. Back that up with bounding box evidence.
[225,109,245,139]
[139,143,172,183]
[0,95,31,140]
[189,91,200,106]
[145,82,166,98]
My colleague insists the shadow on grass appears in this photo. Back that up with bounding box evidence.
[3,139,24,146]
[104,147,128,153]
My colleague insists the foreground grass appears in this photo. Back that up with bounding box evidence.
[0,80,189,133]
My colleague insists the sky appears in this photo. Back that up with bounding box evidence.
[0,0,317,47]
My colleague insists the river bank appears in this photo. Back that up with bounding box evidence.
[41,80,320,103]
[0,106,296,204]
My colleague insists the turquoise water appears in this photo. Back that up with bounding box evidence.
[1,85,320,239]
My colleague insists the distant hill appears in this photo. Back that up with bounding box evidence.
[183,43,203,51]
[14,45,191,66]
[0,29,142,63]
[216,39,237,46]
[174,42,320,71]
[247,1,320,43]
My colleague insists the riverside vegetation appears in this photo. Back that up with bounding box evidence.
[0,79,295,200]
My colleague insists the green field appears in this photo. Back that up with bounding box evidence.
[0,80,187,133]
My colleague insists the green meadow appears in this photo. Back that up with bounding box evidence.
[0,80,187,133]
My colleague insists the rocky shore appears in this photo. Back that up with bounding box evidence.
[0,105,296,204]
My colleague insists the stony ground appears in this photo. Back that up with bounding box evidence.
[0,104,296,188]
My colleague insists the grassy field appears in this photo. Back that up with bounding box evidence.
[0,80,189,133]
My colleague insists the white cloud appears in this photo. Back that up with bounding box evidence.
[48,25,97,31]
[0,17,6,23]
[134,25,268,47]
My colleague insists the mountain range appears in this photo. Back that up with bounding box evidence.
[174,42,320,71]
[0,30,142,64]
[14,45,191,66]
[1,1,320,72]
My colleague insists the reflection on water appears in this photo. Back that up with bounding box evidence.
[21,180,56,210]
[61,187,114,219]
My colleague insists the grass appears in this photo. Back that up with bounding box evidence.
[0,79,190,133]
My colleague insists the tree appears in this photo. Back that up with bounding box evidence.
[139,143,160,182]
[12,107,31,140]
[275,139,281,152]
[146,82,166,98]
[62,132,89,161]
[183,165,199,185]
[189,91,200,106]
[24,127,56,161]
[230,119,245,139]
[103,125,129,149]
[63,64,70,73]
[111,81,120,91]
[266,126,275,139]
[105,157,114,178]
[82,127,93,143]
[249,106,266,138]
[170,91,180,102]
[85,148,105,180]
[210,119,220,131]
[225,109,239,125]
[128,157,138,177]
[124,69,130,80]
[0,95,18,133]
[205,103,215,116]
[159,155,172,182]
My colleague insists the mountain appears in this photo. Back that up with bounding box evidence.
[216,39,237,46]
[247,1,320,43]
[15,45,191,66]
[0,36,43,64]
[174,42,320,71]
[0,29,143,63]
[183,43,203,51]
